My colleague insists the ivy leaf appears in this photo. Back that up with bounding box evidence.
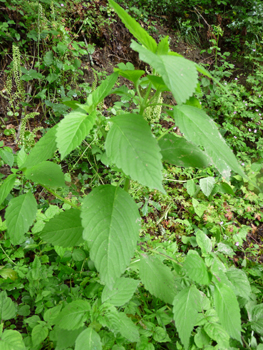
[105,113,164,192]
[214,281,242,342]
[24,161,65,188]
[21,125,58,169]
[140,254,179,304]
[173,105,244,179]
[81,185,140,287]
[5,192,37,245]
[131,41,198,105]
[0,291,17,320]
[109,0,157,53]
[40,209,84,247]
[55,300,90,330]
[102,277,139,306]
[0,174,16,206]
[159,134,210,168]
[183,250,211,285]
[75,328,102,350]
[226,267,251,300]
[32,324,49,347]
[199,177,216,197]
[56,111,96,159]
[173,285,201,349]
[0,330,26,350]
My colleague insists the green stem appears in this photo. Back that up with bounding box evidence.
[42,185,80,210]
[0,244,17,265]
[157,126,175,141]
[124,178,130,192]
[145,248,182,265]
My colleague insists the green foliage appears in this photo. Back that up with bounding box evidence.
[1,1,263,349]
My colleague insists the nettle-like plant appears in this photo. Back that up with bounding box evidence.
[0,1,254,349]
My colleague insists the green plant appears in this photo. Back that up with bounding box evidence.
[0,1,262,349]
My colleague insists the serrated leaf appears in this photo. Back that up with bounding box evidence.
[81,185,140,287]
[21,125,58,169]
[196,230,212,255]
[56,111,96,159]
[75,328,102,350]
[55,326,85,350]
[105,113,164,192]
[186,179,196,197]
[24,161,65,188]
[0,330,25,350]
[226,267,251,300]
[86,72,119,109]
[183,250,210,285]
[55,300,90,330]
[200,177,216,197]
[250,304,263,335]
[173,105,244,179]
[0,291,17,320]
[159,134,210,168]
[0,174,16,206]
[44,305,62,326]
[194,327,211,348]
[102,277,139,306]
[114,69,144,86]
[140,254,179,304]
[98,304,139,342]
[0,148,14,167]
[40,209,84,247]
[16,147,27,168]
[131,41,198,105]
[214,281,241,342]
[173,285,201,349]
[157,36,169,55]
[5,192,37,245]
[218,182,235,195]
[147,75,169,92]
[32,324,48,347]
[204,322,230,348]
[109,0,157,53]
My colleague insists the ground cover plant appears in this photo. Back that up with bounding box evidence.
[1,1,263,350]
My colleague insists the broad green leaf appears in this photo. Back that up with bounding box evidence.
[218,182,235,195]
[55,300,90,330]
[194,327,211,348]
[109,0,157,53]
[226,267,251,300]
[157,36,170,55]
[186,179,196,197]
[159,134,210,168]
[105,113,164,192]
[81,185,140,287]
[40,209,84,247]
[114,68,144,86]
[173,285,201,349]
[98,304,139,342]
[16,147,27,168]
[204,322,230,348]
[196,230,212,255]
[55,326,85,350]
[0,174,16,206]
[44,305,62,326]
[131,41,198,104]
[250,304,263,335]
[0,268,18,281]
[195,63,225,90]
[24,161,65,188]
[140,254,179,304]
[5,192,37,245]
[173,105,244,179]
[183,250,210,285]
[185,96,202,109]
[0,148,14,167]
[147,75,170,92]
[75,328,102,350]
[86,72,118,109]
[56,111,96,159]
[102,277,139,306]
[0,291,17,320]
[199,177,216,197]
[21,125,58,169]
[0,330,25,350]
[214,281,242,342]
[32,324,49,347]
